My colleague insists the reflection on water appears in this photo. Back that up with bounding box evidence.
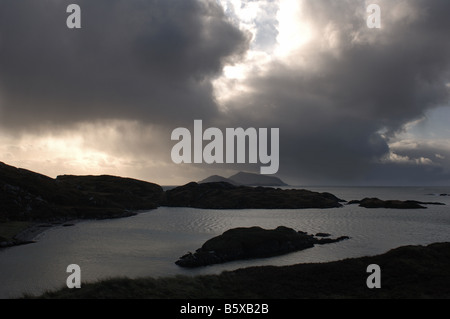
[0,187,449,298]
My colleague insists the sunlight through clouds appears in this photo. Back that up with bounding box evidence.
[0,133,116,177]
[214,0,315,108]
[275,0,313,57]
[0,0,449,185]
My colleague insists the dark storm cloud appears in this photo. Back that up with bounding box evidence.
[0,0,449,185]
[0,0,249,129]
[219,0,450,184]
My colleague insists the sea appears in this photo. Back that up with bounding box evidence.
[0,186,449,299]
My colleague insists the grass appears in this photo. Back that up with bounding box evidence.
[25,242,450,299]
[0,221,32,242]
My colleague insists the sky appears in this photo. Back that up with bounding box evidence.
[0,0,449,186]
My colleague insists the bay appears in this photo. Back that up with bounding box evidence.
[0,186,449,299]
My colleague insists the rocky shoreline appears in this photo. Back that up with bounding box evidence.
[29,242,450,299]
[1,162,447,250]
[0,210,137,250]
[0,238,37,249]
[0,223,41,248]
[347,198,446,209]
[0,221,73,249]
[176,226,350,268]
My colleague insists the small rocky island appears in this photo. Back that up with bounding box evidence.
[175,226,350,268]
[347,198,445,209]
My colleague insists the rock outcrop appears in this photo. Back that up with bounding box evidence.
[176,226,350,268]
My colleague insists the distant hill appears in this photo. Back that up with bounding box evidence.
[200,172,288,187]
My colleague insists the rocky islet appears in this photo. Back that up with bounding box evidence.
[176,226,350,268]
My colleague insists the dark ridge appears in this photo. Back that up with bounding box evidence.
[164,182,344,209]
[0,161,164,222]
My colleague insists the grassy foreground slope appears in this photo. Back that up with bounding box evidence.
[32,243,450,299]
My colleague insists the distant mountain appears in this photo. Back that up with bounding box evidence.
[199,172,288,187]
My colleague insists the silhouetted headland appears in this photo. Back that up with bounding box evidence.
[164,182,344,209]
[0,161,163,222]
[0,161,164,246]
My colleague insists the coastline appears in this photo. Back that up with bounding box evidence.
[14,221,80,243]
[0,222,71,249]
[1,210,139,250]
[13,223,49,243]
[28,242,450,299]
[1,195,448,299]
[2,176,449,299]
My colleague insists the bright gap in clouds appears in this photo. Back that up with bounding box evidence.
[0,122,185,185]
[397,107,450,141]
[384,106,450,170]
[0,133,116,178]
[214,0,313,108]
[275,0,312,57]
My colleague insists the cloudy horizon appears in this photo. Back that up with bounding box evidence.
[0,0,449,186]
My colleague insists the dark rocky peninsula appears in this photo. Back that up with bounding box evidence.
[164,182,344,209]
[176,226,349,268]
[348,198,445,209]
[0,161,164,222]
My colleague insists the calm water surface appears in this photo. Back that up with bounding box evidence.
[0,186,449,298]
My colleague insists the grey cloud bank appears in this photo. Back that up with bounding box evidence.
[0,0,249,127]
[0,0,449,185]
